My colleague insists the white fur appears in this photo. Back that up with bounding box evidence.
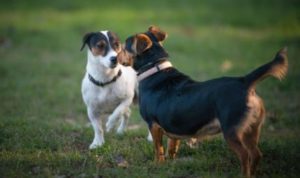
[81,31,137,149]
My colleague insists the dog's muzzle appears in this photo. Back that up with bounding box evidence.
[110,56,118,68]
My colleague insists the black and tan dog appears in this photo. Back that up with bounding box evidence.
[118,26,288,177]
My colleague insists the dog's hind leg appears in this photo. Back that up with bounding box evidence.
[243,123,263,176]
[239,93,265,176]
[243,98,265,175]
[225,130,251,177]
[167,138,180,159]
[87,108,104,149]
[150,122,165,162]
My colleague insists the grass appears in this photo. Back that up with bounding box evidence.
[0,0,299,177]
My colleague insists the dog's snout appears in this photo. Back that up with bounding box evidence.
[110,56,117,64]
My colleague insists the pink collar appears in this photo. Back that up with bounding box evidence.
[137,61,173,81]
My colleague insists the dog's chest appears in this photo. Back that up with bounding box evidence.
[82,79,129,113]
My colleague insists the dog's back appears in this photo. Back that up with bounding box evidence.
[139,48,288,136]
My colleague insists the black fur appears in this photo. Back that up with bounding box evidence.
[125,36,169,74]
[138,67,249,135]
[80,31,110,56]
[124,29,287,176]
[125,32,285,136]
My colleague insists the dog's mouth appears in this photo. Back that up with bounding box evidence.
[110,63,118,69]
[120,61,131,66]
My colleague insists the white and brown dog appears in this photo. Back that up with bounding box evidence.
[80,31,137,149]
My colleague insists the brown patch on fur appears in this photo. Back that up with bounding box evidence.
[107,31,122,53]
[91,40,107,56]
[136,34,153,54]
[226,91,265,177]
[148,25,168,42]
[237,91,265,136]
[269,48,288,80]
[150,120,222,161]
[150,122,165,162]
[167,138,180,159]
[249,47,288,89]
[225,134,251,177]
[117,45,133,66]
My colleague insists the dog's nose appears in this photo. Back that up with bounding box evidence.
[110,56,117,64]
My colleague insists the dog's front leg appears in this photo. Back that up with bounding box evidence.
[87,108,104,149]
[106,99,131,133]
[150,123,165,162]
[116,107,131,134]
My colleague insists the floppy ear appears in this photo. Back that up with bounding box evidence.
[148,25,168,42]
[80,32,94,51]
[136,34,153,54]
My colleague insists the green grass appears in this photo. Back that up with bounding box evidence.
[0,0,299,177]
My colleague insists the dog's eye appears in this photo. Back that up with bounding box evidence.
[97,43,106,49]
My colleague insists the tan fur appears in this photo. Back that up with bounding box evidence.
[226,90,265,177]
[91,40,107,56]
[167,138,180,159]
[269,55,288,80]
[136,34,153,54]
[226,48,287,176]
[150,120,222,161]
[150,122,165,162]
[117,47,133,66]
[237,91,265,136]
[249,49,288,89]
[148,25,168,42]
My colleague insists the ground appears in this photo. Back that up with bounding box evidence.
[0,0,299,177]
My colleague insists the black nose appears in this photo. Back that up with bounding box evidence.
[110,56,117,64]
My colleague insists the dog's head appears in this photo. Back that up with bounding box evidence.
[121,26,168,71]
[81,31,122,69]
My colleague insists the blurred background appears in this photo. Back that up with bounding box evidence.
[0,0,299,177]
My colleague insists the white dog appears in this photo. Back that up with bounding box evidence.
[80,31,137,149]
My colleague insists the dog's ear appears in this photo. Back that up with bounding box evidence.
[136,34,153,54]
[80,32,94,51]
[148,25,168,42]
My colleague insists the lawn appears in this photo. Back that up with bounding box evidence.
[0,0,299,177]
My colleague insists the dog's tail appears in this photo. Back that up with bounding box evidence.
[244,47,288,89]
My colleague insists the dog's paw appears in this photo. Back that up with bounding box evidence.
[116,127,124,134]
[147,132,153,142]
[116,122,126,134]
[89,141,104,149]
